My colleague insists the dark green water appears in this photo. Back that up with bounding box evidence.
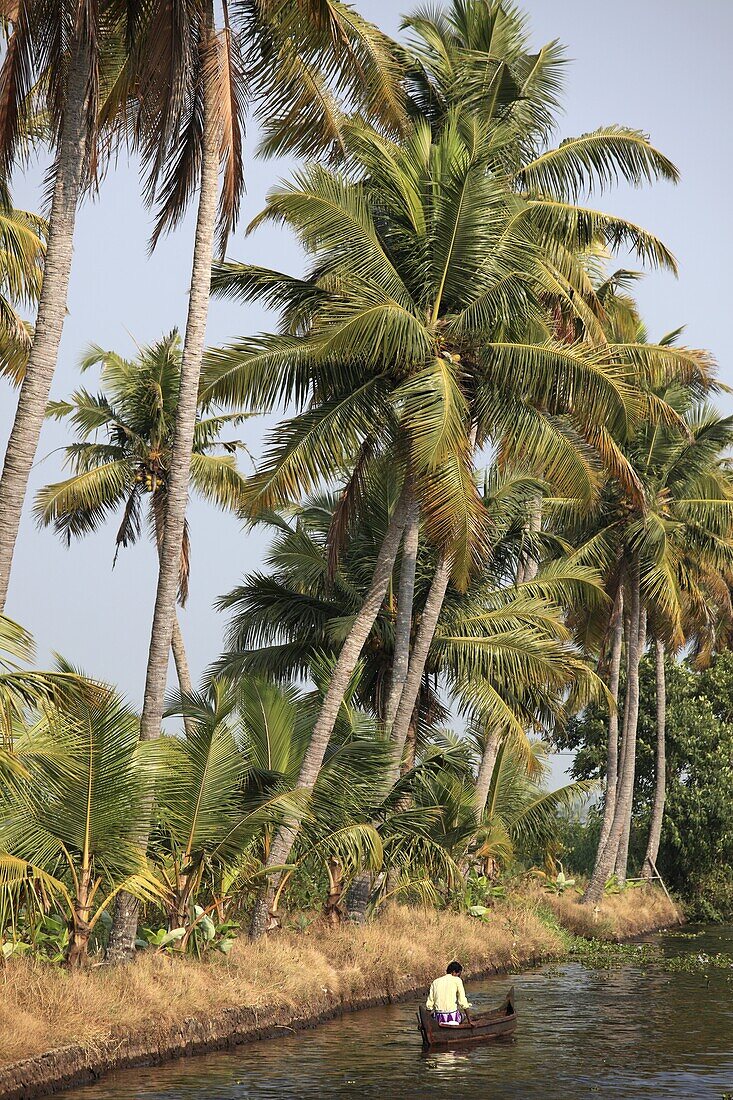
[66,925,733,1100]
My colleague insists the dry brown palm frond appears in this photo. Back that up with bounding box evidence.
[215,8,246,257]
[0,5,35,177]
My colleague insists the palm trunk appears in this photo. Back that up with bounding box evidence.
[153,505,194,702]
[402,704,418,775]
[345,507,418,927]
[324,859,345,925]
[106,36,220,963]
[139,41,219,746]
[249,485,411,939]
[605,627,634,869]
[344,871,372,924]
[0,37,91,611]
[387,554,451,784]
[474,727,501,816]
[170,616,193,697]
[642,638,666,880]
[516,495,542,585]
[597,587,625,854]
[383,495,419,729]
[517,497,539,585]
[582,561,643,905]
[594,607,633,877]
[615,609,646,883]
[67,865,92,968]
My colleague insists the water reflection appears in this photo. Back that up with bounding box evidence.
[65,926,733,1100]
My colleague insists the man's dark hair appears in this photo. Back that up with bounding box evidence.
[446,960,463,975]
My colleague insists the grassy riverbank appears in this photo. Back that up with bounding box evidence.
[0,887,678,1077]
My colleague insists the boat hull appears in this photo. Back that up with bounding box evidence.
[417,986,517,1048]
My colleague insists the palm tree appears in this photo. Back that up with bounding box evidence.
[152,681,310,943]
[471,738,595,880]
[104,0,407,960]
[571,374,733,901]
[160,674,403,933]
[395,734,594,890]
[205,99,685,935]
[0,678,165,966]
[130,0,406,742]
[214,468,604,918]
[34,331,249,696]
[375,0,697,790]
[0,0,133,610]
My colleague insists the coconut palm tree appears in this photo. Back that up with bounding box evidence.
[104,0,407,960]
[214,467,605,906]
[34,331,249,696]
[569,377,733,901]
[205,96,689,934]
[397,733,594,891]
[130,0,406,744]
[0,678,165,966]
[369,0,694,790]
[161,674,403,932]
[0,0,136,611]
[151,681,312,943]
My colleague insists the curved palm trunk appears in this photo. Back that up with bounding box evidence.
[597,587,625,854]
[106,41,220,963]
[642,638,666,880]
[0,38,91,611]
[249,486,410,940]
[387,554,451,784]
[615,609,646,883]
[474,727,501,816]
[384,495,419,729]
[582,561,642,905]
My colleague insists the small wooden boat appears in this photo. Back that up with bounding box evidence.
[417,986,517,1048]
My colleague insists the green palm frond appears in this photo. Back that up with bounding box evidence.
[34,460,133,542]
[523,198,677,272]
[516,126,678,200]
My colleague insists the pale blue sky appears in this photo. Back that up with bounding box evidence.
[0,1,729,779]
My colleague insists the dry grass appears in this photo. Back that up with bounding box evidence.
[539,883,681,940]
[0,888,680,1068]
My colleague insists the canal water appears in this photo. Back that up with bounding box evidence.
[66,925,733,1100]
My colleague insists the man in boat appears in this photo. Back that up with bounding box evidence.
[426,961,472,1026]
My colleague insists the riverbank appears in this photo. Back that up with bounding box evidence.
[0,888,679,1100]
